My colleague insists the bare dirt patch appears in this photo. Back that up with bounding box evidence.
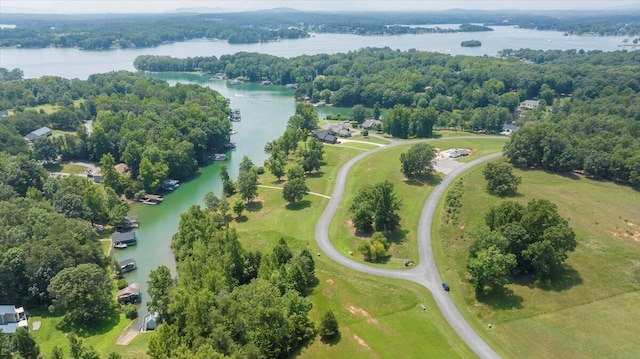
[353,334,371,350]
[459,223,466,230]
[611,230,640,243]
[346,304,378,324]
[326,279,335,286]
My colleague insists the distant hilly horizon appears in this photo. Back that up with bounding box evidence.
[1,5,639,15]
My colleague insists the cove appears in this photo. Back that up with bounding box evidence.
[113,73,345,314]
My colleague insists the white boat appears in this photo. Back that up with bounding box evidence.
[212,154,227,161]
[114,243,128,249]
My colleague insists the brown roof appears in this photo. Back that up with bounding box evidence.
[117,283,140,298]
[114,163,129,174]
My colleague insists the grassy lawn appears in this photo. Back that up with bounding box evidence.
[110,333,152,359]
[52,129,76,137]
[329,144,438,268]
[433,157,640,358]
[44,163,89,174]
[8,99,84,115]
[29,308,133,357]
[329,141,380,151]
[329,137,508,269]
[231,181,474,358]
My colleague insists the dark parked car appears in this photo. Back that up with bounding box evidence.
[442,282,450,291]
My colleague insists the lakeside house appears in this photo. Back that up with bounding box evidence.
[329,123,351,138]
[0,305,28,334]
[25,127,52,142]
[311,130,338,144]
[116,283,140,304]
[519,100,540,111]
[361,119,383,130]
[501,123,520,135]
[112,231,137,246]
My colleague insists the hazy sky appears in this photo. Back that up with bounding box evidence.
[1,0,637,14]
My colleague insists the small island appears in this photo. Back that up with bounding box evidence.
[461,40,482,47]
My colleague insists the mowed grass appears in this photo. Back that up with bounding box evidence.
[232,150,475,358]
[29,308,133,357]
[330,137,508,269]
[434,157,640,358]
[44,163,89,174]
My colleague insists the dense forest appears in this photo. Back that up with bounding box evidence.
[146,204,317,358]
[135,48,640,186]
[0,70,231,196]
[2,9,638,49]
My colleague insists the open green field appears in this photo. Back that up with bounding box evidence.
[29,308,134,357]
[329,137,507,269]
[52,129,76,137]
[434,157,640,358]
[8,99,85,115]
[44,163,88,174]
[231,184,474,358]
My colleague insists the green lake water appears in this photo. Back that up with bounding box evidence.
[114,73,346,316]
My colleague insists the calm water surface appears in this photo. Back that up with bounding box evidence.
[0,27,631,316]
[0,27,630,79]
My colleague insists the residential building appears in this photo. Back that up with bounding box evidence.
[25,127,53,142]
[0,305,28,334]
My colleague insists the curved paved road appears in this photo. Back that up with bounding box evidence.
[315,137,503,359]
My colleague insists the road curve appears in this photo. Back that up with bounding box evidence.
[315,137,503,359]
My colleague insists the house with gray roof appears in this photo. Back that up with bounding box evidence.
[519,100,540,111]
[26,127,53,142]
[0,305,28,334]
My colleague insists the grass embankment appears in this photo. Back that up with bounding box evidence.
[29,309,146,358]
[329,137,507,269]
[434,158,640,358]
[44,163,88,174]
[232,143,476,358]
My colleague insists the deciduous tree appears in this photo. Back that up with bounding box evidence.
[48,263,113,326]
[482,161,522,196]
[282,177,309,204]
[400,143,436,179]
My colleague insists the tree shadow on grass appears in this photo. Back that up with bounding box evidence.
[527,265,583,292]
[246,201,263,212]
[476,286,524,310]
[44,163,63,172]
[320,332,342,346]
[285,200,311,211]
[387,228,408,245]
[235,215,248,223]
[272,179,286,185]
[56,305,122,338]
[403,172,442,187]
[305,171,325,179]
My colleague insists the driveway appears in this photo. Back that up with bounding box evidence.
[315,137,503,359]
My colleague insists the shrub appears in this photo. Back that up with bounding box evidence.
[122,304,138,320]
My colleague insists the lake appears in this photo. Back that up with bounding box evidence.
[0,26,630,318]
[0,26,630,79]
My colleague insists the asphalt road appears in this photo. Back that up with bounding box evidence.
[315,137,503,359]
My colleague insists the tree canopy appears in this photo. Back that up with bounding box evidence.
[400,143,437,179]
